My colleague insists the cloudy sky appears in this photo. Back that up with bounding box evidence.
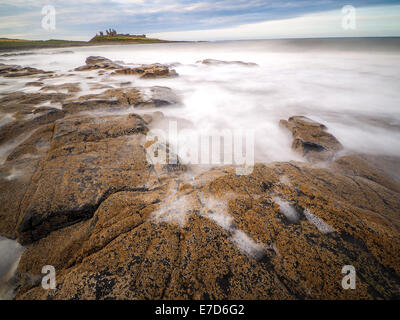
[1,0,400,41]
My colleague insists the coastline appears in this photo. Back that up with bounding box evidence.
[0,39,192,52]
[2,36,400,53]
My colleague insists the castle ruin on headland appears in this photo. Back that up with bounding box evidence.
[97,29,146,38]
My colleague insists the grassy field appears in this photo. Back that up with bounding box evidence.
[0,36,169,51]
[89,35,168,43]
[0,38,89,50]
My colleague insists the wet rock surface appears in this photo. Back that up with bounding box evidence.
[16,113,154,244]
[112,64,178,79]
[12,156,400,299]
[62,86,180,112]
[0,63,53,78]
[280,116,343,162]
[0,125,54,239]
[40,83,81,94]
[74,56,123,71]
[0,59,399,300]
[74,56,178,78]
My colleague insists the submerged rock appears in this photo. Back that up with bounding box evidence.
[137,86,181,108]
[0,63,53,78]
[198,59,258,67]
[0,105,65,146]
[0,92,69,113]
[40,83,81,94]
[24,81,44,87]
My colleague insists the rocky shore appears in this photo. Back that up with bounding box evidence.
[0,56,399,300]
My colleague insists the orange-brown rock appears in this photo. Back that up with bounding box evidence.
[62,99,123,114]
[280,116,343,162]
[62,86,180,113]
[112,64,178,79]
[1,80,399,300]
[13,153,400,299]
[0,125,55,239]
[73,55,178,78]
[15,113,157,244]
[73,56,178,79]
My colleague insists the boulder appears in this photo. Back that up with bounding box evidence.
[112,64,178,79]
[74,56,122,71]
[280,116,343,162]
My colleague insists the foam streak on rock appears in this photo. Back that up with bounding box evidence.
[0,237,24,300]
[273,197,300,223]
[303,209,335,234]
[230,230,266,260]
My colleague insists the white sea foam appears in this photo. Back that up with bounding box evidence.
[1,39,399,165]
[0,237,24,300]
[153,192,267,259]
[5,167,25,181]
[0,113,15,128]
[279,175,292,186]
[201,195,266,259]
[273,197,301,223]
[0,130,35,165]
[230,229,265,260]
[152,193,194,227]
[303,208,335,234]
[202,196,234,230]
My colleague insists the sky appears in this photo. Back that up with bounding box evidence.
[0,0,400,41]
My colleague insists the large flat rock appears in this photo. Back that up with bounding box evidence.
[14,156,400,299]
[16,113,157,244]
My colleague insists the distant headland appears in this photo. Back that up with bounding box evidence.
[0,29,171,51]
[89,28,168,44]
